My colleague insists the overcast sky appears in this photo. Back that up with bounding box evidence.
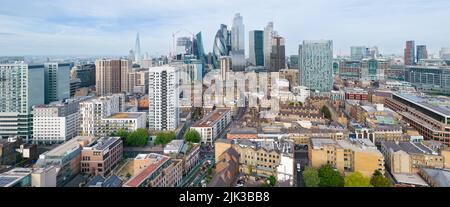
[1,0,450,57]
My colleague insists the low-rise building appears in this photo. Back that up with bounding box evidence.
[81,137,123,177]
[31,166,57,187]
[0,168,32,187]
[163,140,201,175]
[191,108,232,145]
[309,138,385,177]
[418,168,450,187]
[120,153,182,187]
[99,112,147,136]
[208,147,239,187]
[35,136,94,186]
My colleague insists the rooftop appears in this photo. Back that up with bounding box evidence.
[44,136,94,157]
[192,108,230,128]
[0,168,32,187]
[396,93,450,117]
[84,137,121,151]
[382,141,437,155]
[123,153,170,187]
[393,173,429,186]
[107,112,146,119]
[421,168,450,187]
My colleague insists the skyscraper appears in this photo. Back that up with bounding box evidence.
[231,13,245,71]
[44,63,71,104]
[404,41,415,65]
[0,62,45,141]
[440,48,450,60]
[299,40,334,92]
[135,33,141,64]
[176,37,193,56]
[350,46,366,60]
[95,59,131,96]
[193,32,207,64]
[148,66,179,131]
[416,45,428,62]
[249,30,264,66]
[269,36,286,72]
[264,22,274,68]
[212,24,231,69]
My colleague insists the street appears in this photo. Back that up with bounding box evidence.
[295,147,309,187]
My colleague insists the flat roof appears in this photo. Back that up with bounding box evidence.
[392,173,429,186]
[192,108,230,127]
[45,136,93,157]
[396,93,450,117]
[382,141,436,155]
[85,137,120,151]
[421,168,450,187]
[107,112,145,119]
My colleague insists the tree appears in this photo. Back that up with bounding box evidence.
[320,105,332,119]
[111,129,129,140]
[370,170,391,187]
[124,128,149,147]
[318,164,344,187]
[261,175,277,187]
[344,172,373,187]
[184,129,201,143]
[154,131,176,146]
[302,167,320,187]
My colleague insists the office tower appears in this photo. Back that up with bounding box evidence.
[128,50,135,63]
[351,46,366,60]
[0,63,45,141]
[135,33,141,64]
[416,45,428,62]
[369,46,379,59]
[269,36,286,72]
[249,30,264,66]
[231,13,245,71]
[148,66,179,131]
[128,69,149,94]
[176,37,193,56]
[339,60,362,80]
[299,40,334,92]
[212,24,232,69]
[404,41,415,65]
[44,63,71,104]
[404,65,450,95]
[289,55,299,69]
[264,22,274,68]
[193,32,206,64]
[440,48,450,60]
[70,78,81,97]
[79,94,124,136]
[95,59,131,96]
[220,56,231,80]
[32,98,84,145]
[361,59,388,81]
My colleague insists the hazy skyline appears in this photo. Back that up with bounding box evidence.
[1,0,450,56]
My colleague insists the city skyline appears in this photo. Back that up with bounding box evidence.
[1,0,450,56]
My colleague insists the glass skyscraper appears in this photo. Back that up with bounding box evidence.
[299,40,334,92]
[249,30,264,66]
[263,22,274,68]
[231,13,245,71]
[212,24,231,69]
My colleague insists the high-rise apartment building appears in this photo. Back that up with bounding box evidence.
[249,30,264,66]
[148,66,179,131]
[0,63,45,141]
[299,40,334,92]
[416,45,428,62]
[269,36,286,72]
[404,41,415,66]
[95,59,131,96]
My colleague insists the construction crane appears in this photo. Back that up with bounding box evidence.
[171,29,195,60]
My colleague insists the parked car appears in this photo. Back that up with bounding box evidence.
[297,163,301,172]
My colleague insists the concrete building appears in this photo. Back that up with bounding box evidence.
[309,138,385,177]
[385,93,450,146]
[120,153,182,187]
[148,66,179,131]
[0,62,45,141]
[163,139,201,175]
[31,166,57,187]
[0,138,21,165]
[95,59,131,96]
[361,58,387,81]
[81,137,123,177]
[339,60,361,80]
[404,65,450,95]
[79,94,124,136]
[404,41,415,66]
[191,108,232,144]
[35,136,94,186]
[99,112,147,136]
[32,97,87,145]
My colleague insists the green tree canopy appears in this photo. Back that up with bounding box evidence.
[303,167,320,187]
[318,164,344,187]
[111,129,129,140]
[123,128,149,147]
[154,131,176,146]
[320,105,332,119]
[344,172,373,187]
[370,170,391,187]
[184,129,201,143]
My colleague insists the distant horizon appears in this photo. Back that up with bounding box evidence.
[1,0,450,56]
